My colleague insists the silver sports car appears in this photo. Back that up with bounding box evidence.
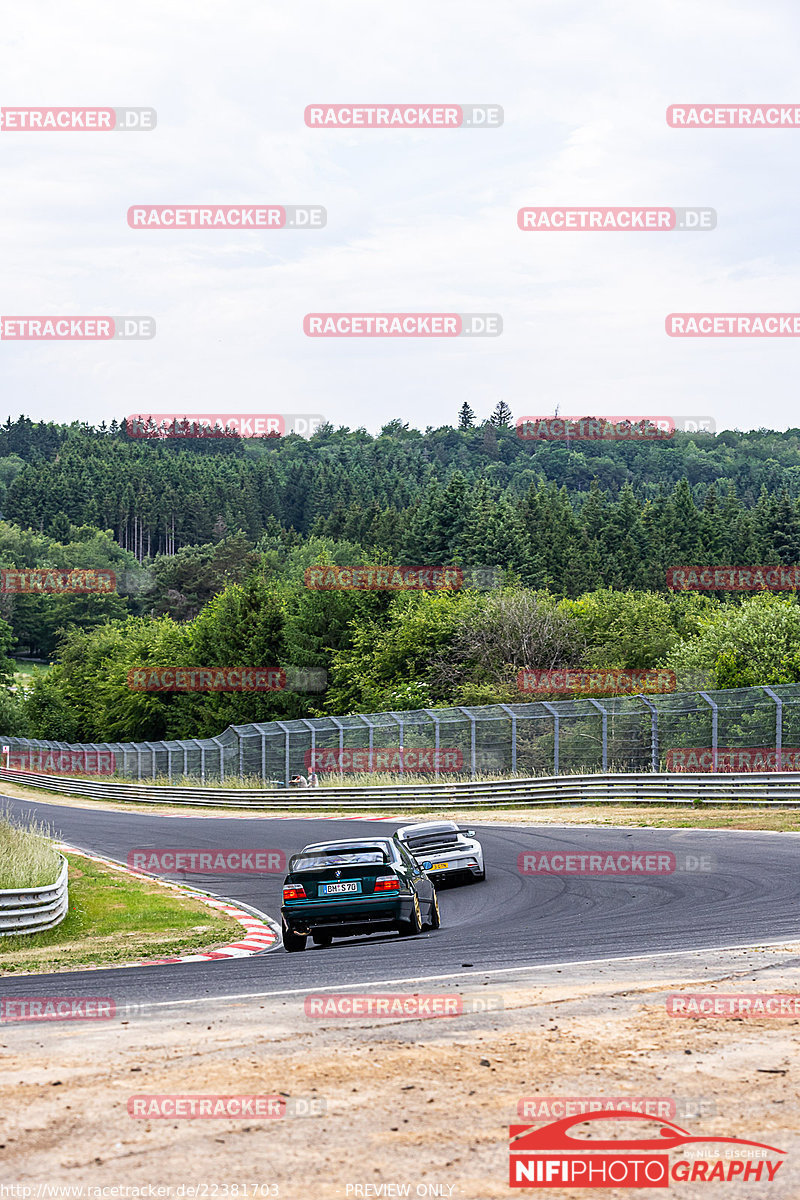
[393,820,485,883]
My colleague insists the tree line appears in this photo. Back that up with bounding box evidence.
[1,413,800,742]
[3,415,800,560]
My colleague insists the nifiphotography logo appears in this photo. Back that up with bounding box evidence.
[509,1111,786,1187]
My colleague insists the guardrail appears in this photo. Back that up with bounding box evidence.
[0,855,68,936]
[2,768,800,809]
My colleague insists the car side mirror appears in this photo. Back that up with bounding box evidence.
[465,829,476,837]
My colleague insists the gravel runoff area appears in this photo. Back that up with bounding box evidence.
[2,941,799,1198]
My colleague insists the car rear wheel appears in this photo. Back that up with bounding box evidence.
[312,932,332,946]
[428,891,441,929]
[283,922,307,952]
[398,894,423,936]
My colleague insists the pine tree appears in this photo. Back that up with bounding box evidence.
[49,512,71,542]
[458,402,475,429]
[769,490,800,564]
[489,401,513,428]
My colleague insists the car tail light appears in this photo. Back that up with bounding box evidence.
[283,883,306,901]
[373,875,400,892]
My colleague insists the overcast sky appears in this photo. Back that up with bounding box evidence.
[1,0,799,435]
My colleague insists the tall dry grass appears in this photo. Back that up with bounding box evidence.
[0,812,62,889]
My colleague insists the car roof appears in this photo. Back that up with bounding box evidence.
[298,838,394,853]
[395,821,459,836]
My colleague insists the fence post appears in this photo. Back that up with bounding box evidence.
[699,692,718,771]
[762,686,783,771]
[587,699,608,771]
[457,706,477,779]
[261,732,266,782]
[423,710,441,778]
[388,714,405,776]
[144,742,157,780]
[211,737,225,783]
[110,743,124,780]
[329,717,344,779]
[191,739,204,782]
[276,722,291,786]
[498,705,518,774]
[360,715,375,773]
[299,719,317,780]
[637,696,658,772]
[541,702,560,776]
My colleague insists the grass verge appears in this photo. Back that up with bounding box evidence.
[0,853,245,974]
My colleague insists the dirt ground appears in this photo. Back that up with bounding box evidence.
[2,942,799,1199]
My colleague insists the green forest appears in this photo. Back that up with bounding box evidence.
[2,412,800,743]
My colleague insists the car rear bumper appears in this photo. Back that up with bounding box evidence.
[281,895,413,934]
[423,852,484,878]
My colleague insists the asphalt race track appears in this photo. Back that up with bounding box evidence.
[2,795,800,1008]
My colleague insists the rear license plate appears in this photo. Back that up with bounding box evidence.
[320,881,360,895]
[429,862,449,871]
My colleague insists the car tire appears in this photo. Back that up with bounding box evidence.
[283,922,307,952]
[474,869,486,882]
[428,890,441,929]
[312,932,332,947]
[398,894,423,937]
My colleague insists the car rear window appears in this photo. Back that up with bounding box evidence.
[292,849,388,870]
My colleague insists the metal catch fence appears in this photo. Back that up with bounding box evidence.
[2,683,800,785]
